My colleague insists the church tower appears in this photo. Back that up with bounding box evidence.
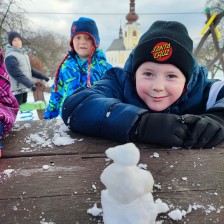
[124,0,141,50]
[106,0,141,67]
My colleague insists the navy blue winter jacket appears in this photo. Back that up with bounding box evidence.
[62,52,224,143]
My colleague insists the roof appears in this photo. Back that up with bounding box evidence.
[106,38,126,51]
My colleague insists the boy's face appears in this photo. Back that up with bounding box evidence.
[135,61,186,111]
[12,38,22,48]
[72,33,94,60]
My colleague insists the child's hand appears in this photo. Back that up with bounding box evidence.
[180,114,224,149]
[134,113,189,147]
[45,77,49,82]
[44,110,59,119]
[30,85,36,92]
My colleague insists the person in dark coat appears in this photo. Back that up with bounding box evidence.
[5,31,49,105]
[61,20,224,149]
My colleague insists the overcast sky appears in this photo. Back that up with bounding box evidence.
[20,0,208,51]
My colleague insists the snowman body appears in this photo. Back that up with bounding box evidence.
[101,143,159,224]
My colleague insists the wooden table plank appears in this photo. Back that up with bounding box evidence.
[0,146,223,223]
[0,154,105,224]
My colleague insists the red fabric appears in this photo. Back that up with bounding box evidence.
[87,47,96,87]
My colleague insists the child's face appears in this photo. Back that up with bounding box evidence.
[12,38,22,48]
[72,34,94,60]
[135,61,186,111]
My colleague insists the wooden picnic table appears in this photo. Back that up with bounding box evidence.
[0,119,224,224]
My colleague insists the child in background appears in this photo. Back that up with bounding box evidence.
[0,48,19,156]
[62,20,224,149]
[4,31,49,105]
[44,17,112,119]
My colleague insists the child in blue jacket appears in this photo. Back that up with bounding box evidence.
[44,17,112,119]
[62,20,224,149]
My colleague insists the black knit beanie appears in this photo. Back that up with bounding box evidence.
[132,21,194,82]
[8,31,22,46]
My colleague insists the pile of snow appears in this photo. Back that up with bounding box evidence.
[13,119,80,152]
[100,143,169,224]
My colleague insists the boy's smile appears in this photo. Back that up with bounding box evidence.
[135,62,186,111]
[150,95,168,102]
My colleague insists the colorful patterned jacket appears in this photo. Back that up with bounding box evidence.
[44,48,112,119]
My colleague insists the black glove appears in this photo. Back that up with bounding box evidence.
[179,113,224,149]
[45,77,49,82]
[133,113,189,147]
[31,85,36,92]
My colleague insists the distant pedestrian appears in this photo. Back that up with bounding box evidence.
[5,31,49,105]
[44,17,112,119]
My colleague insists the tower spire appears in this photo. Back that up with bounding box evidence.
[119,24,123,39]
[126,0,139,24]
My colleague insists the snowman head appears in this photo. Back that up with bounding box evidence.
[105,143,140,166]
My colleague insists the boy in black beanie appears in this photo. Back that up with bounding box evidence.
[62,20,224,149]
[5,31,49,105]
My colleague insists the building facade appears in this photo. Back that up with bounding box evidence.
[106,0,141,67]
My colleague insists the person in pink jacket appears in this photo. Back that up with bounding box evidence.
[0,48,19,156]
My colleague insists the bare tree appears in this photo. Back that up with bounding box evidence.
[0,0,29,48]
[1,0,68,78]
[24,29,69,78]
[206,0,224,14]
[196,0,224,78]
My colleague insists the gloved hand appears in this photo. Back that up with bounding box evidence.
[133,113,189,147]
[45,77,50,82]
[44,110,59,119]
[31,85,36,92]
[179,114,224,149]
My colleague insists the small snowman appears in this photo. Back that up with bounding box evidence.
[100,143,169,224]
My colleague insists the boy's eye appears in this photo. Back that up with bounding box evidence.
[143,72,152,77]
[85,36,92,41]
[167,74,176,79]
